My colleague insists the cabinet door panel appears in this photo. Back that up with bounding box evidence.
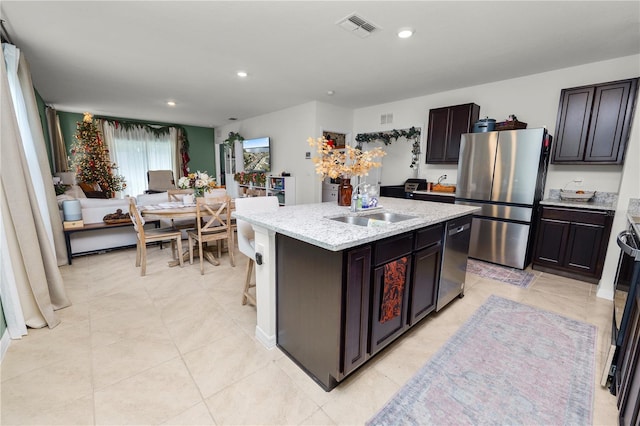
[565,222,604,274]
[370,256,411,355]
[343,246,372,376]
[409,244,441,325]
[426,108,450,162]
[534,218,570,266]
[553,87,594,162]
[446,104,477,162]
[585,81,633,163]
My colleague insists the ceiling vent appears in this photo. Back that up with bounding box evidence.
[337,14,379,38]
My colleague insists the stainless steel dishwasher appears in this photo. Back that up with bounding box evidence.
[436,215,472,311]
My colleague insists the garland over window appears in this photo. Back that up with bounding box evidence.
[355,127,421,168]
[96,117,190,174]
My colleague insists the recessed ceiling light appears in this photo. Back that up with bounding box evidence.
[397,28,414,39]
[237,71,248,77]
[166,101,176,107]
[327,90,335,96]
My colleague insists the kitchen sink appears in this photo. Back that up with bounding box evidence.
[329,212,417,227]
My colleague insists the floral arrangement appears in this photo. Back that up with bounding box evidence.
[178,170,217,197]
[307,136,386,180]
[234,171,266,187]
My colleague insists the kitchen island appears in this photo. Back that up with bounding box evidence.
[233,197,479,389]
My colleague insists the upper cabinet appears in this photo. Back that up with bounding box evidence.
[552,78,638,165]
[426,103,480,164]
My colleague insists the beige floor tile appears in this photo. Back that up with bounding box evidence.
[1,322,91,382]
[88,285,155,321]
[299,407,337,426]
[160,401,216,425]
[91,332,180,389]
[275,355,335,407]
[183,332,282,398]
[205,362,319,425]
[1,245,621,425]
[320,367,399,425]
[1,394,95,426]
[94,357,202,425]
[89,303,167,348]
[164,302,238,354]
[1,352,93,424]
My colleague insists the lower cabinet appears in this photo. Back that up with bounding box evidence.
[343,246,372,376]
[276,222,446,390]
[409,225,443,324]
[369,233,413,355]
[532,206,614,283]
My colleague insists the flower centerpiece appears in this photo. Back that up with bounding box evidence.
[177,170,217,197]
[308,136,386,206]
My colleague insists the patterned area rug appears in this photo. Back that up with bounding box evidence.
[466,258,535,288]
[367,295,596,426]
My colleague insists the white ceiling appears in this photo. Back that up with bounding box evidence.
[2,1,639,128]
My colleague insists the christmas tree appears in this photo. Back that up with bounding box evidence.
[70,113,126,198]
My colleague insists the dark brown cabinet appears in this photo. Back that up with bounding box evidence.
[409,225,443,325]
[276,222,448,390]
[426,103,480,164]
[532,206,614,283]
[552,78,638,164]
[369,233,413,355]
[343,246,372,376]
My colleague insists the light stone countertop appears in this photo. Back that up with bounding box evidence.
[540,189,618,211]
[233,197,480,252]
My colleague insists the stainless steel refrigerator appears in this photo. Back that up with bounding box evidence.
[455,128,551,269]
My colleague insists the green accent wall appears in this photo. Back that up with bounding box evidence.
[56,111,215,181]
[35,90,53,171]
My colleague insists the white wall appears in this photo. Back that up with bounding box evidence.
[218,55,639,299]
[217,101,354,205]
[353,54,639,194]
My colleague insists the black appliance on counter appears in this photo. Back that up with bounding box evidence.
[379,179,428,199]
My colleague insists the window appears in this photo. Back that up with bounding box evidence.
[102,122,178,197]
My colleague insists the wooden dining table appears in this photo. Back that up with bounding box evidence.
[140,201,235,267]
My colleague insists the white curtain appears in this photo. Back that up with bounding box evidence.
[1,43,70,337]
[101,122,177,197]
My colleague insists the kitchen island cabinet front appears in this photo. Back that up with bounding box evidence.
[276,220,458,391]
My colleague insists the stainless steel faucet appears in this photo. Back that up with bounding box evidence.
[437,174,447,185]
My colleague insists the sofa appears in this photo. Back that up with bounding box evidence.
[57,184,171,258]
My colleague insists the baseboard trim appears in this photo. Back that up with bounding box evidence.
[255,325,276,349]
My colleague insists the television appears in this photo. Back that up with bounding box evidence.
[242,137,271,172]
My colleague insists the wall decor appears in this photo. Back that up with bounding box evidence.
[355,127,421,168]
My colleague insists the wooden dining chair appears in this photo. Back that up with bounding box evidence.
[167,188,197,231]
[128,198,184,276]
[187,195,235,274]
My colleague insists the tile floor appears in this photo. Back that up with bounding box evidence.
[1,244,620,425]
